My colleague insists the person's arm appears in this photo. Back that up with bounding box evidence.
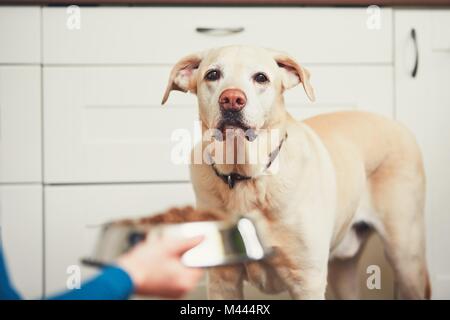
[1,236,202,300]
[1,242,133,300]
[48,266,134,300]
[49,236,203,300]
[0,247,22,300]
[2,244,132,300]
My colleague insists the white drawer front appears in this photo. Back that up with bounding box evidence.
[43,66,198,183]
[0,67,42,183]
[0,185,43,299]
[44,183,195,295]
[0,7,41,63]
[43,7,392,64]
[285,65,393,119]
[44,65,392,183]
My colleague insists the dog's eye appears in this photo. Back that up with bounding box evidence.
[205,69,221,81]
[254,72,269,84]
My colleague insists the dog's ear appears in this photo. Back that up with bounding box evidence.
[272,52,315,102]
[161,52,204,105]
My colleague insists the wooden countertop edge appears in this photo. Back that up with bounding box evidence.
[1,0,450,6]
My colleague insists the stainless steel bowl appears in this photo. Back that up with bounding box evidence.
[82,216,272,268]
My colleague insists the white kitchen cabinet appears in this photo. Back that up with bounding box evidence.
[44,183,195,296]
[395,9,450,299]
[286,65,393,119]
[43,66,198,183]
[0,67,42,183]
[43,7,392,65]
[43,65,392,184]
[0,185,43,299]
[0,7,41,63]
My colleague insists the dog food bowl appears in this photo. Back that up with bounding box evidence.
[82,216,272,268]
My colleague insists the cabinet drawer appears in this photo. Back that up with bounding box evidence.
[44,183,195,295]
[0,185,43,298]
[43,7,392,65]
[0,67,42,183]
[43,66,198,183]
[285,65,393,119]
[0,7,41,63]
[43,66,392,183]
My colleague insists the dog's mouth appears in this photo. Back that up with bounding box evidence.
[214,111,258,142]
[214,125,258,142]
[215,122,258,142]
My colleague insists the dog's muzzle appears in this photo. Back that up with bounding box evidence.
[215,110,257,142]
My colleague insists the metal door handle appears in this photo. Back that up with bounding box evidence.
[196,27,245,36]
[411,28,419,78]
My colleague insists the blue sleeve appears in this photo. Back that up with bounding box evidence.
[2,245,133,300]
[48,266,134,300]
[0,247,22,300]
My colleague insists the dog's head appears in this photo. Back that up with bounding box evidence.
[162,46,315,140]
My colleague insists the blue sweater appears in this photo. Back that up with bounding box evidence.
[0,247,134,300]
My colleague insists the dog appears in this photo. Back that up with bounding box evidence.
[161,45,430,300]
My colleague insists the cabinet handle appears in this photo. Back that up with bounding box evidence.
[411,28,419,78]
[196,27,245,36]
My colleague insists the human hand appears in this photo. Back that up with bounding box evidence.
[117,236,204,298]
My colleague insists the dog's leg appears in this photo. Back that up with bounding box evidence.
[382,229,430,299]
[370,163,430,299]
[382,226,430,300]
[280,265,328,300]
[268,247,328,300]
[287,269,328,300]
[207,265,245,300]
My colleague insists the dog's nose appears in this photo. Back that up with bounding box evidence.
[219,89,247,112]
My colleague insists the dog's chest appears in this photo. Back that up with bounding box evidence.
[216,177,301,247]
[224,185,260,214]
[221,180,268,215]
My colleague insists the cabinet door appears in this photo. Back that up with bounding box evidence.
[0,7,41,63]
[44,183,195,296]
[395,10,450,299]
[0,185,43,298]
[286,65,393,120]
[43,66,198,184]
[0,67,42,183]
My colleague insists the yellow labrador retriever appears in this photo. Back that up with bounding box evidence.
[162,45,430,300]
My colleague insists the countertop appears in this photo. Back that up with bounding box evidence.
[1,0,450,6]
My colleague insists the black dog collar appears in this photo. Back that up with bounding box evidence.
[211,166,252,189]
[209,132,288,189]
